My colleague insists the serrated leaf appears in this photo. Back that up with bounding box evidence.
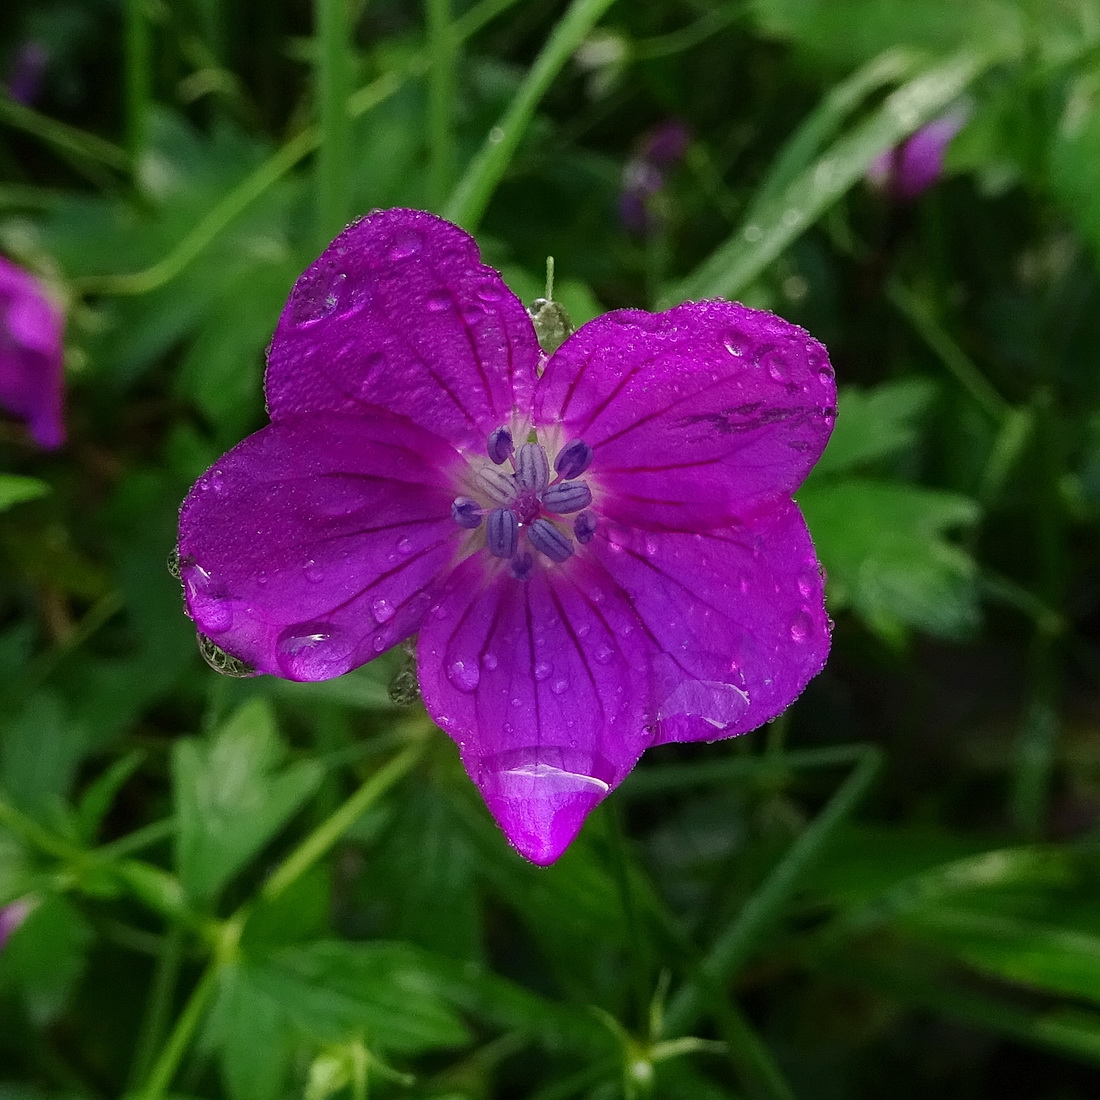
[172,699,323,902]
[813,380,937,477]
[799,478,980,640]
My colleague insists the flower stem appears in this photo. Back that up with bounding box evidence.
[124,0,152,161]
[426,0,457,208]
[315,0,354,247]
[662,745,882,1036]
[444,0,619,231]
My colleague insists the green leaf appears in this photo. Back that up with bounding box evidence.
[1050,64,1100,270]
[798,478,980,640]
[172,699,323,902]
[0,476,50,513]
[0,895,92,1026]
[669,51,986,303]
[813,381,937,478]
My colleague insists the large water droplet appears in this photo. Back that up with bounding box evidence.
[276,623,354,680]
[790,611,815,643]
[475,279,503,302]
[659,678,750,730]
[722,330,750,357]
[389,229,423,260]
[447,659,481,692]
[371,596,395,623]
[184,566,233,634]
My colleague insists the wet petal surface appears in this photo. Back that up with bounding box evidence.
[265,209,542,452]
[178,410,462,679]
[536,300,835,530]
[590,500,830,743]
[417,553,653,864]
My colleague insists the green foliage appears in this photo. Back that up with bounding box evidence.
[3,0,1100,1097]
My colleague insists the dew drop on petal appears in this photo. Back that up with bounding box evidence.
[184,566,233,634]
[276,623,354,680]
[482,652,499,671]
[389,229,423,260]
[790,611,815,643]
[371,596,395,624]
[426,291,450,312]
[304,558,324,583]
[722,330,750,357]
[593,643,614,665]
[551,679,569,695]
[534,661,553,682]
[447,659,481,692]
[475,279,504,302]
[397,537,413,556]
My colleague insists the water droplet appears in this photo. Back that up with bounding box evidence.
[593,643,614,665]
[304,558,324,583]
[447,659,481,692]
[372,635,387,652]
[426,291,450,312]
[644,535,659,557]
[723,330,750,357]
[743,223,763,243]
[389,229,423,260]
[482,653,499,671]
[551,679,569,695]
[534,661,553,681]
[396,537,413,556]
[275,623,354,680]
[782,208,802,229]
[577,623,591,638]
[475,279,503,302]
[371,597,395,623]
[184,566,233,634]
[488,126,505,144]
[790,611,815,643]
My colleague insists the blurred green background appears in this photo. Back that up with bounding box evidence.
[3,0,1100,1097]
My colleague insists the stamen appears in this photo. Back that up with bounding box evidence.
[574,511,597,544]
[554,439,593,479]
[451,497,483,529]
[487,507,519,558]
[476,466,517,504]
[528,518,574,563]
[515,443,550,493]
[487,426,514,465]
[542,480,592,515]
[509,551,535,581]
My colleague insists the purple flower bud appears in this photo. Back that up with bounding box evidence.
[867,107,969,202]
[542,480,592,515]
[573,511,597,544]
[553,439,593,479]
[451,497,483,528]
[487,426,513,464]
[0,256,65,449]
[486,507,519,559]
[7,41,47,107]
[0,899,32,951]
[641,119,690,167]
[527,518,574,563]
[515,442,550,493]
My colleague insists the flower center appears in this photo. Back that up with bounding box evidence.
[451,429,597,579]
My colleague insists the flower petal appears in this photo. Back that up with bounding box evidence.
[588,500,829,743]
[535,301,836,530]
[417,553,653,865]
[178,409,462,679]
[265,208,541,452]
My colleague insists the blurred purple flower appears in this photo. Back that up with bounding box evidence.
[620,119,690,235]
[0,256,65,449]
[0,899,31,951]
[178,208,835,864]
[867,109,968,202]
[6,40,48,106]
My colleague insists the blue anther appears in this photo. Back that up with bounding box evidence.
[541,480,592,515]
[528,518,574,563]
[574,511,597,544]
[487,426,514,465]
[451,497,483,529]
[487,507,519,559]
[515,443,550,493]
[509,551,535,581]
[553,439,593,479]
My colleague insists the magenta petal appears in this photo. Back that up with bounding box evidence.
[178,409,463,679]
[265,209,541,452]
[535,301,836,530]
[417,553,652,864]
[591,501,830,743]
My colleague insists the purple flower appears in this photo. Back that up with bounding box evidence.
[620,119,690,235]
[867,109,968,202]
[177,209,836,864]
[0,899,32,951]
[0,256,65,450]
[6,40,48,106]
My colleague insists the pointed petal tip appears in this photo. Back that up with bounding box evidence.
[477,758,609,866]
